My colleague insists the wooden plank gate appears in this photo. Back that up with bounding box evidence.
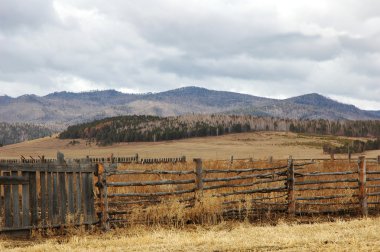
[0,153,97,235]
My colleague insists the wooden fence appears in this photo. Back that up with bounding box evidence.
[0,154,186,165]
[0,153,97,235]
[96,156,380,229]
[2,154,380,235]
[140,156,186,164]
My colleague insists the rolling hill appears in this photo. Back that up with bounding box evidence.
[0,87,379,131]
[58,114,380,146]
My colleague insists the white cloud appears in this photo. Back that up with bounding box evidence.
[329,95,380,110]
[0,0,379,109]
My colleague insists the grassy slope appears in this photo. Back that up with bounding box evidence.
[1,218,380,251]
[1,131,380,160]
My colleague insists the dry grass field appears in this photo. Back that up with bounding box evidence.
[1,131,379,160]
[101,159,380,227]
[1,131,380,251]
[1,217,380,251]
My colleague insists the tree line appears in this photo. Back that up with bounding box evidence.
[0,122,53,146]
[323,139,380,155]
[59,114,380,147]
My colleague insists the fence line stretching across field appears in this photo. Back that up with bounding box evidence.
[0,154,186,165]
[1,153,380,236]
[96,155,380,230]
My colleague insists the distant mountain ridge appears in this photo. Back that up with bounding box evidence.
[0,86,379,130]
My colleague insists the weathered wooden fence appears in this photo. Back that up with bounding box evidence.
[0,153,97,235]
[2,153,380,235]
[96,156,380,229]
[75,154,186,164]
[0,154,186,165]
[140,156,186,164]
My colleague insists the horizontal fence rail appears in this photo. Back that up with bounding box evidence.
[94,155,380,229]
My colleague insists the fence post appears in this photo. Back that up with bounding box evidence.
[358,156,368,217]
[193,158,203,203]
[96,163,109,231]
[377,155,380,165]
[330,152,335,161]
[287,156,295,216]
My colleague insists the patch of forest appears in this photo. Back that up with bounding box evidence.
[59,114,380,147]
[323,139,380,155]
[0,122,54,146]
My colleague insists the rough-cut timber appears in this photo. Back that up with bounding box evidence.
[358,156,368,216]
[107,179,195,187]
[194,158,204,202]
[287,157,295,215]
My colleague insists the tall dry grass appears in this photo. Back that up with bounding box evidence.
[2,217,380,251]
[101,159,380,227]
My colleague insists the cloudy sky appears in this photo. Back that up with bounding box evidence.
[1,0,380,109]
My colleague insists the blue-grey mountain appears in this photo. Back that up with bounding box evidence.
[0,87,379,131]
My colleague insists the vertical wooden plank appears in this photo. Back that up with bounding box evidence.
[287,156,295,215]
[377,155,380,165]
[52,172,59,224]
[87,172,95,224]
[56,151,67,224]
[82,172,89,224]
[76,172,82,222]
[97,163,109,230]
[47,172,53,224]
[40,171,46,226]
[4,172,12,227]
[29,171,38,226]
[193,158,203,203]
[11,171,20,228]
[358,156,368,216]
[59,172,67,224]
[67,172,75,215]
[22,172,30,227]
[103,170,109,230]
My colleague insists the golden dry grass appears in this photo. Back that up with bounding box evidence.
[103,159,380,227]
[107,160,289,226]
[1,131,379,160]
[1,132,380,251]
[1,217,380,251]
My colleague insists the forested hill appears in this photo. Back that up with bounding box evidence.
[0,122,54,146]
[59,114,380,146]
[1,87,380,129]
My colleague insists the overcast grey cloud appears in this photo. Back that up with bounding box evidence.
[1,0,380,109]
